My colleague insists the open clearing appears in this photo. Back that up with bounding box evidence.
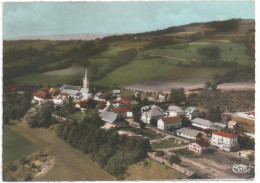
[124,158,187,180]
[3,125,39,163]
[6,121,115,181]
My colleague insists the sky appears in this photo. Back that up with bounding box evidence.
[3,1,255,40]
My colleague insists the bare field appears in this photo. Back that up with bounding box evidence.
[125,81,255,93]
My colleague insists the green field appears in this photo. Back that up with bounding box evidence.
[3,125,39,163]
[156,67,231,82]
[124,158,187,180]
[94,58,178,87]
[145,42,254,66]
[171,149,201,158]
[151,139,187,150]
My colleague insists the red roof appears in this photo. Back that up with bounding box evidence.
[50,88,60,94]
[162,116,182,123]
[99,94,107,100]
[251,111,255,117]
[193,139,210,147]
[41,87,50,92]
[212,131,237,138]
[34,90,52,100]
[77,100,88,108]
[113,104,134,113]
[122,96,132,100]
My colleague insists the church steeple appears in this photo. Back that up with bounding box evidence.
[83,68,89,89]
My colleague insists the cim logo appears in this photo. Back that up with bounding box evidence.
[228,164,253,174]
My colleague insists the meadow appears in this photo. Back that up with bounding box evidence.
[151,139,187,150]
[3,125,39,163]
[124,158,187,180]
[7,120,115,181]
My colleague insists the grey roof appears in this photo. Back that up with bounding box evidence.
[191,118,214,127]
[185,107,197,114]
[168,106,183,112]
[214,122,227,128]
[141,105,164,117]
[61,85,81,91]
[60,89,79,96]
[176,127,201,137]
[101,111,118,123]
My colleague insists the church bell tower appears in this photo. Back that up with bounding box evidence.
[83,68,89,89]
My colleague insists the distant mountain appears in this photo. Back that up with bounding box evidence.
[7,33,125,41]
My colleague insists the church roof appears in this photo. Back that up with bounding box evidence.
[61,85,81,91]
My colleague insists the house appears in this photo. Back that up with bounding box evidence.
[33,90,53,105]
[112,104,134,119]
[157,116,182,130]
[211,131,240,152]
[94,92,107,102]
[189,139,210,154]
[49,88,60,96]
[113,89,121,98]
[228,120,238,129]
[238,150,254,159]
[213,122,227,130]
[191,118,214,129]
[164,106,184,117]
[185,107,200,120]
[176,127,202,140]
[101,111,118,123]
[141,105,164,124]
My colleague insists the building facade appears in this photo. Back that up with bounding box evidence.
[211,131,240,152]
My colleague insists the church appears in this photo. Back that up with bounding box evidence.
[60,68,92,100]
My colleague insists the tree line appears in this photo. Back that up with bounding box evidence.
[56,111,151,179]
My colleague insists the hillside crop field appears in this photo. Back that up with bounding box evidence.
[145,42,254,66]
[3,125,39,163]
[188,90,255,112]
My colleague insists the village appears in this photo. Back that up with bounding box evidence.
[3,68,255,180]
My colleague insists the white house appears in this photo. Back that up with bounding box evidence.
[176,128,202,140]
[141,105,164,124]
[211,131,240,152]
[157,116,182,130]
[228,120,238,129]
[185,107,200,120]
[164,106,184,117]
[113,90,121,98]
[191,118,214,129]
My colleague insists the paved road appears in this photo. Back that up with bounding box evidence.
[156,145,189,152]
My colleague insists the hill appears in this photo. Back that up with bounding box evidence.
[3,18,255,90]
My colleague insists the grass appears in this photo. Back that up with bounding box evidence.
[124,158,187,180]
[68,111,87,122]
[94,57,177,88]
[7,120,115,181]
[3,125,39,163]
[108,40,150,50]
[151,138,187,150]
[145,42,254,66]
[156,67,231,82]
[171,148,201,158]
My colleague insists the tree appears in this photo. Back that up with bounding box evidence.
[150,119,157,127]
[204,81,211,89]
[238,135,255,150]
[133,105,141,122]
[207,107,221,122]
[210,82,218,91]
[155,150,165,157]
[139,121,145,129]
[170,88,186,105]
[168,155,181,165]
[181,116,191,127]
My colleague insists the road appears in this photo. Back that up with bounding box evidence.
[147,53,197,62]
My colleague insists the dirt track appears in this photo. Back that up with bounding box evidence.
[124,81,255,93]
